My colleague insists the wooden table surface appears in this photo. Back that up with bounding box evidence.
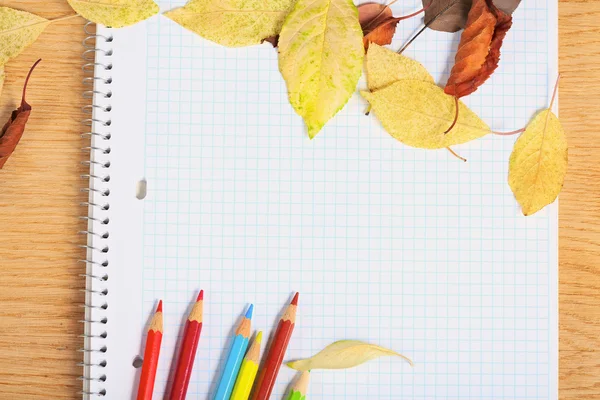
[0,0,599,398]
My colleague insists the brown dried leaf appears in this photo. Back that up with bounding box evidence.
[444,0,512,98]
[0,59,40,169]
[423,0,521,33]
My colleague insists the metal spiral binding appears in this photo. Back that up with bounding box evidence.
[79,21,113,398]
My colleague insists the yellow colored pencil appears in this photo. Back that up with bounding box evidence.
[230,331,263,400]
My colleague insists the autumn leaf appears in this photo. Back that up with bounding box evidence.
[445,0,512,98]
[287,340,413,371]
[67,0,159,28]
[358,3,399,50]
[366,43,433,91]
[508,79,567,216]
[358,2,431,51]
[0,7,49,65]
[165,0,295,47]
[361,80,490,149]
[0,59,40,169]
[423,0,521,33]
[278,0,363,139]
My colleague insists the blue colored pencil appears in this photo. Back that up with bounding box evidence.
[213,305,253,400]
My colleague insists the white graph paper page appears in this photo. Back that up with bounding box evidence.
[93,0,558,398]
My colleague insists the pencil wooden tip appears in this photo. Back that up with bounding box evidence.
[156,300,163,313]
[291,370,310,394]
[197,290,204,301]
[291,292,299,306]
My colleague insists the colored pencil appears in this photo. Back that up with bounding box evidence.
[137,300,163,400]
[230,331,263,400]
[169,290,204,400]
[250,293,299,400]
[213,304,254,400]
[286,371,310,400]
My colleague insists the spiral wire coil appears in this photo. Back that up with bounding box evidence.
[79,22,113,398]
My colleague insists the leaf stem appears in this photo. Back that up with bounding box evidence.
[397,0,433,21]
[444,96,459,134]
[21,59,42,107]
[446,147,467,162]
[491,128,525,136]
[398,0,459,54]
[49,14,80,24]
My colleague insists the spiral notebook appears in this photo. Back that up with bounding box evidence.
[82,1,559,398]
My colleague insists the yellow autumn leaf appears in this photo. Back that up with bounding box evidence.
[361,80,490,149]
[287,340,413,371]
[366,43,433,91]
[0,7,49,65]
[508,109,567,216]
[67,0,159,28]
[278,0,364,139]
[165,0,295,47]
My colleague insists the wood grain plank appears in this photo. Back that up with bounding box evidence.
[557,2,600,398]
[0,1,88,398]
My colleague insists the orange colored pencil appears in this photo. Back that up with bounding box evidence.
[250,293,299,400]
[169,290,204,400]
[137,300,163,400]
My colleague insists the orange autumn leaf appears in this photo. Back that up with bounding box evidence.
[358,1,431,51]
[0,59,40,169]
[358,3,400,50]
[444,0,512,98]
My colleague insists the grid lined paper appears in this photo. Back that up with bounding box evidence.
[136,1,558,398]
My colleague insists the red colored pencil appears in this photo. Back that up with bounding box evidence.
[250,293,299,400]
[137,300,163,400]
[169,290,204,400]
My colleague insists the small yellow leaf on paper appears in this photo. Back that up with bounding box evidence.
[278,0,364,139]
[67,0,159,28]
[361,80,490,149]
[165,0,295,47]
[366,43,433,91]
[508,109,567,216]
[0,7,49,65]
[0,66,4,97]
[287,340,413,371]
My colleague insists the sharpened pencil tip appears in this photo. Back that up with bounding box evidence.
[156,300,163,313]
[291,292,299,306]
[245,304,254,319]
[197,290,204,301]
[255,331,263,343]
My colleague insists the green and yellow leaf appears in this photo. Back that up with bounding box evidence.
[361,80,490,149]
[67,0,159,28]
[0,7,49,65]
[508,109,567,216]
[165,0,295,47]
[287,340,413,371]
[366,43,433,91]
[278,0,364,139]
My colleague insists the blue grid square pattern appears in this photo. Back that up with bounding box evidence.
[139,1,557,398]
